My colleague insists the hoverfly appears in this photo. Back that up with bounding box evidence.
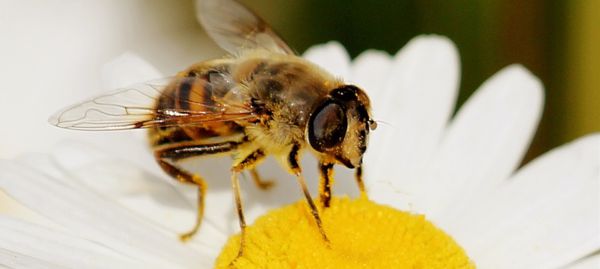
[50,0,377,260]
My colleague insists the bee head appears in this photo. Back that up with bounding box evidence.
[307,85,376,168]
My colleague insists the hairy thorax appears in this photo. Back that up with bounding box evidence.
[232,51,343,154]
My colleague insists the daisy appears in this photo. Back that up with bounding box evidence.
[1,36,598,268]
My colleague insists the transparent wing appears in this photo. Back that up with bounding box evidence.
[196,0,294,55]
[49,76,256,131]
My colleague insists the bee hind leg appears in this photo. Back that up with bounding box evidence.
[154,140,239,242]
[155,159,207,241]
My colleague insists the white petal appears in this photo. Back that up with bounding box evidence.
[450,134,600,268]
[303,41,351,79]
[0,216,151,268]
[348,49,392,106]
[0,248,59,269]
[567,254,600,269]
[0,188,52,227]
[419,65,543,216]
[101,52,164,90]
[0,161,211,268]
[366,35,460,208]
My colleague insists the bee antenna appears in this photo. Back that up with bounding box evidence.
[374,119,392,127]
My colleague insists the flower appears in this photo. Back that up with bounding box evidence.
[216,197,474,268]
[1,36,598,268]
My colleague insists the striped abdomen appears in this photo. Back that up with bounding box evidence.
[148,60,244,148]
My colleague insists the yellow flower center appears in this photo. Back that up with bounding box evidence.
[216,197,474,269]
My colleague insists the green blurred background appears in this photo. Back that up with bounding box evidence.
[243,0,599,161]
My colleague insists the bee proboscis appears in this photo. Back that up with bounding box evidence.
[50,0,377,261]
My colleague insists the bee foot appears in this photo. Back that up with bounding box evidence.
[179,232,195,242]
[256,179,275,190]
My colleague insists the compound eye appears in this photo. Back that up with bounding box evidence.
[308,102,347,152]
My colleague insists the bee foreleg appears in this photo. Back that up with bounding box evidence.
[288,144,330,244]
[355,165,367,199]
[154,141,239,242]
[318,161,334,208]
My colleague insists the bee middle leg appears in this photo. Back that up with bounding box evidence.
[154,141,239,241]
[289,144,329,243]
[230,149,267,262]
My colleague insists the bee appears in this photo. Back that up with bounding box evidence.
[50,0,376,259]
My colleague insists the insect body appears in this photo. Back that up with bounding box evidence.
[51,0,376,260]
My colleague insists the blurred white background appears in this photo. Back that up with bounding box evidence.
[0,0,222,158]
